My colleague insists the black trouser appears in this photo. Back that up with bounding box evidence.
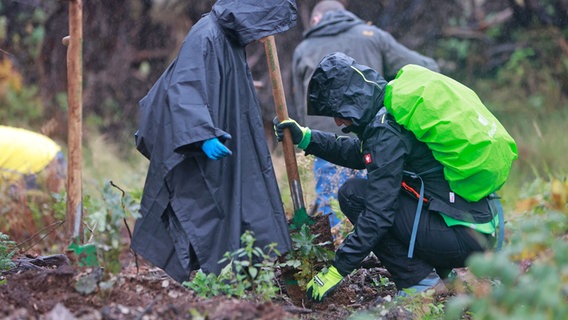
[337,178,494,289]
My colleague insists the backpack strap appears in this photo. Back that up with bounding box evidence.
[403,166,443,258]
[404,172,505,258]
[487,193,505,251]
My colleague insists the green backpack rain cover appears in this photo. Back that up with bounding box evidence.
[384,64,518,202]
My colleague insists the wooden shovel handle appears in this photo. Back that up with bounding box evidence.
[263,36,306,212]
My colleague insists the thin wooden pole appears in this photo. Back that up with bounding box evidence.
[64,0,83,242]
[263,36,310,227]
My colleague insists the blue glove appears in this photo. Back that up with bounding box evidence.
[201,134,232,160]
[272,117,311,149]
[306,265,344,302]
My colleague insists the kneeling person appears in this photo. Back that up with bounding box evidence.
[274,52,502,300]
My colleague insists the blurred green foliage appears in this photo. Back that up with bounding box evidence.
[0,232,16,272]
[445,177,568,320]
[0,59,44,128]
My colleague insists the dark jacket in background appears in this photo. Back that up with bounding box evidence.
[131,0,296,282]
[292,9,439,135]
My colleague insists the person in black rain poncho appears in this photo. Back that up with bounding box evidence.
[131,0,296,283]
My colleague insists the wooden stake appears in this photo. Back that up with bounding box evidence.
[63,0,83,242]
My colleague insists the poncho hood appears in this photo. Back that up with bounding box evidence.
[307,52,387,134]
[212,0,297,46]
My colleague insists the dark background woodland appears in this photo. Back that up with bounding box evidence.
[1,4,568,317]
[2,0,567,150]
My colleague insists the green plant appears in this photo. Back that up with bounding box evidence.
[183,230,281,301]
[84,181,141,275]
[280,224,335,288]
[371,274,395,289]
[0,232,16,272]
[185,269,236,298]
[219,230,281,300]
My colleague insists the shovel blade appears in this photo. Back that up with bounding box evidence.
[290,207,313,230]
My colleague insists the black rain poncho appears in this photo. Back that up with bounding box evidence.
[131,0,296,283]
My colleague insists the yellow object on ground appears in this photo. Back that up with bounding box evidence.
[0,125,61,182]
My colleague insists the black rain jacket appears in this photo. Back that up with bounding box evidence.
[131,0,296,282]
[305,52,493,276]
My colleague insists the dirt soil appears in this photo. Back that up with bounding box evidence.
[0,216,450,320]
[0,257,398,320]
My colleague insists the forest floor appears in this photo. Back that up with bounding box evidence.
[0,215,463,320]
[1,255,456,320]
[0,256,398,320]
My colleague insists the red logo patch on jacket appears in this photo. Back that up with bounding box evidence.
[364,153,372,164]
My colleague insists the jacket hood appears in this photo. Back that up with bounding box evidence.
[304,10,363,39]
[212,0,297,46]
[307,52,387,134]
